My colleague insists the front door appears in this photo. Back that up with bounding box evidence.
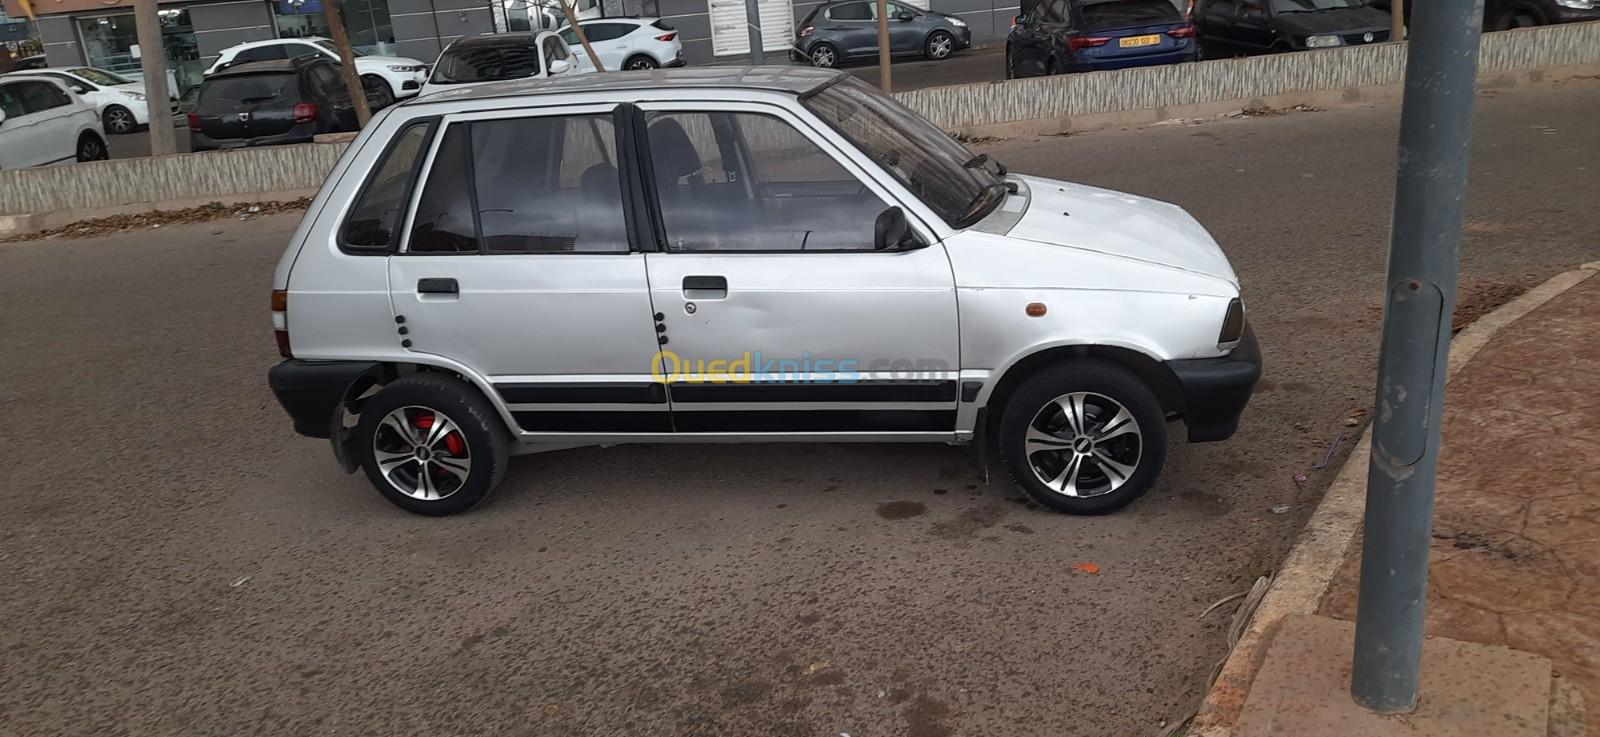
[387,105,670,434]
[636,102,960,435]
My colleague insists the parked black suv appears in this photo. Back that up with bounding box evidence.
[189,56,363,151]
[1370,0,1600,31]
[1194,0,1393,55]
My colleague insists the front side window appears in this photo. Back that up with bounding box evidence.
[0,84,24,118]
[405,114,628,254]
[343,120,435,251]
[803,76,1002,228]
[233,45,289,64]
[645,111,888,252]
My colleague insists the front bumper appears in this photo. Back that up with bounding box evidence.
[1166,324,1262,442]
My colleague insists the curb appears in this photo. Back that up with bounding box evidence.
[1188,261,1600,737]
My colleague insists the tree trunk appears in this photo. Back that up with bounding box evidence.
[323,0,372,127]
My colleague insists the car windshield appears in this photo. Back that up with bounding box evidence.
[1271,0,1364,11]
[314,40,366,57]
[803,76,1003,228]
[429,45,542,84]
[1080,0,1183,30]
[70,67,133,86]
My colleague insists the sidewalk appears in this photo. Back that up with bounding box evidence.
[1317,269,1600,734]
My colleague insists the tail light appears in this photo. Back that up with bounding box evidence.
[1011,14,1023,28]
[798,25,815,38]
[1067,35,1111,50]
[186,112,201,131]
[292,102,318,124]
[655,32,678,41]
[271,289,291,358]
[1167,24,1197,38]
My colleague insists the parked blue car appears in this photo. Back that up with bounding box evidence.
[1006,0,1199,76]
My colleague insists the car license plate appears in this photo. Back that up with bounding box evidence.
[1119,34,1161,48]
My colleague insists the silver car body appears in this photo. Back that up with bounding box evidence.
[274,68,1243,451]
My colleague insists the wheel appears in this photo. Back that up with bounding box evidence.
[356,373,510,516]
[925,30,955,60]
[102,104,137,135]
[809,42,839,68]
[1505,10,1541,28]
[623,54,660,70]
[998,360,1168,514]
[75,132,108,162]
[361,75,395,110]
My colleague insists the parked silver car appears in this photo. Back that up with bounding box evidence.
[269,68,1260,516]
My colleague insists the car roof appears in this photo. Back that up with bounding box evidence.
[209,57,323,78]
[449,31,546,48]
[572,16,653,23]
[228,37,327,51]
[401,66,845,105]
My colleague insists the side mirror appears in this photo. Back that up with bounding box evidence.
[874,206,922,251]
[895,11,915,20]
[70,84,90,94]
[548,58,573,74]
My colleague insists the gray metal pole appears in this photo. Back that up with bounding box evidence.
[1350,0,1485,714]
[745,0,765,65]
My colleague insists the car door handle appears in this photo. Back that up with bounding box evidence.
[682,275,728,299]
[417,278,458,295]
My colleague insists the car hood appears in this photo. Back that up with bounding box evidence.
[1274,6,1391,34]
[1004,175,1238,284]
[358,54,427,68]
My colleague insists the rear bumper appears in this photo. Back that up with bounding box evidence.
[268,359,379,439]
[1166,324,1262,443]
[1551,6,1600,23]
[191,126,317,151]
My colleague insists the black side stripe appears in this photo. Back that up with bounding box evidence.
[669,380,958,403]
[496,382,667,404]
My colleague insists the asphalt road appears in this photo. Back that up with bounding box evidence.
[4,78,1597,737]
[843,45,1007,91]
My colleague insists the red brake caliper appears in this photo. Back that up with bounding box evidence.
[411,412,465,457]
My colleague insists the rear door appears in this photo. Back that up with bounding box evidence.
[194,71,298,142]
[9,80,80,164]
[0,81,56,167]
[386,105,670,435]
[825,2,880,56]
[637,102,960,436]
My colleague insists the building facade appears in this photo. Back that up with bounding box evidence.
[0,0,1012,92]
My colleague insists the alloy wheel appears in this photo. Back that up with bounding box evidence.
[1023,392,1142,498]
[928,33,953,59]
[77,136,106,162]
[371,406,474,501]
[626,57,659,70]
[106,107,135,134]
[811,46,837,67]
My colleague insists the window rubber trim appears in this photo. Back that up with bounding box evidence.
[336,115,441,255]
[619,102,666,253]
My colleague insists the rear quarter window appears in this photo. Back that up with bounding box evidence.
[341,120,438,252]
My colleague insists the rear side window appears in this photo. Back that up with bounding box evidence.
[0,84,22,118]
[408,125,479,253]
[1079,0,1183,30]
[652,19,675,30]
[580,23,634,42]
[342,120,436,252]
[429,45,541,84]
[232,45,289,64]
[198,73,297,111]
[14,80,71,113]
[828,2,873,20]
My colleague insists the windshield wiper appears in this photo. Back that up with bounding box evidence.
[955,181,1015,228]
[963,153,1008,177]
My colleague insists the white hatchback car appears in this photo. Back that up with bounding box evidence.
[558,17,685,71]
[268,68,1259,516]
[0,66,171,135]
[206,38,429,106]
[0,75,108,168]
[418,31,584,97]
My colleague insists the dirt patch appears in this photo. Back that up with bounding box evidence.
[1453,280,1528,333]
[876,501,928,520]
[4,199,311,243]
[904,694,954,737]
[930,504,1007,539]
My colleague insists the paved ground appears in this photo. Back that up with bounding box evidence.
[1321,268,1600,736]
[843,45,1006,91]
[3,78,1597,737]
[107,119,192,160]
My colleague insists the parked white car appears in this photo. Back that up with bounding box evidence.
[205,38,428,107]
[0,66,170,135]
[0,75,108,168]
[268,69,1259,517]
[559,17,685,71]
[418,31,585,97]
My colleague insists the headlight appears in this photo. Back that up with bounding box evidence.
[1556,0,1594,9]
[1219,298,1245,347]
[123,91,146,100]
[949,17,968,26]
[1305,34,1343,48]
[388,64,414,72]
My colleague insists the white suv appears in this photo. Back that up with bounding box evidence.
[0,76,108,168]
[268,69,1259,516]
[558,17,685,71]
[206,38,428,106]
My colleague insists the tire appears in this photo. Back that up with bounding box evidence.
[925,30,955,60]
[1004,46,1017,78]
[809,42,839,68]
[998,360,1168,515]
[356,373,510,516]
[75,132,108,162]
[361,75,395,111]
[102,105,137,135]
[623,54,660,70]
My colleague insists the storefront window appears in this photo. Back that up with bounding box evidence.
[273,0,397,55]
[75,9,203,93]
